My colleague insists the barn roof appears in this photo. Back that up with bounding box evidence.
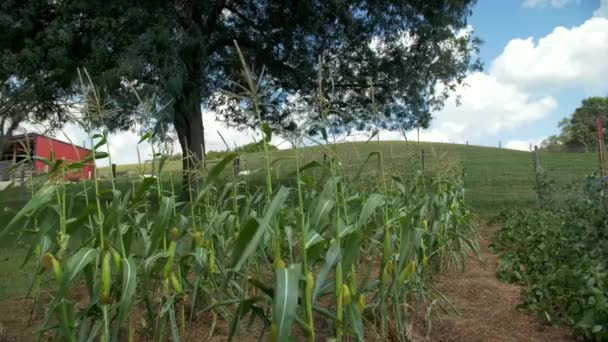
[7,132,92,152]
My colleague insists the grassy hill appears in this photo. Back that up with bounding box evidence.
[0,140,599,221]
[100,140,601,215]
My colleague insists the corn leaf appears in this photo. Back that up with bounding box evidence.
[304,230,324,249]
[169,302,181,342]
[272,263,301,341]
[196,152,239,202]
[355,194,384,230]
[229,217,260,272]
[342,231,362,271]
[66,247,99,285]
[311,197,334,230]
[1,185,56,239]
[345,302,364,341]
[230,187,289,272]
[313,242,340,303]
[117,258,137,325]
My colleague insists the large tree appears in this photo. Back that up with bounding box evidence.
[543,96,608,152]
[1,0,480,189]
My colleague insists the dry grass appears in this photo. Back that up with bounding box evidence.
[419,224,572,342]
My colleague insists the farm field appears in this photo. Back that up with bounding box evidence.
[98,140,600,215]
[3,0,608,340]
[0,142,596,342]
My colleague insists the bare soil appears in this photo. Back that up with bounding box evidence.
[0,224,573,341]
[421,224,572,342]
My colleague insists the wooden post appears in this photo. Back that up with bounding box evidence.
[421,148,426,174]
[596,116,607,177]
[20,163,25,186]
[111,163,117,179]
[533,145,541,202]
[232,157,240,177]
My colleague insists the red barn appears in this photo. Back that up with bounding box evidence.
[0,133,93,182]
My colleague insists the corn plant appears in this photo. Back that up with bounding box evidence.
[1,57,478,342]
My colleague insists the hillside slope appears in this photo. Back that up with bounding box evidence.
[104,141,600,214]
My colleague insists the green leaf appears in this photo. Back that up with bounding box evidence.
[321,127,328,141]
[229,217,260,272]
[143,252,169,278]
[342,231,362,271]
[366,129,379,143]
[138,132,152,144]
[262,122,272,142]
[66,247,99,285]
[117,258,137,324]
[195,152,239,202]
[230,187,289,272]
[31,156,53,167]
[313,242,340,303]
[81,152,109,163]
[296,160,328,175]
[345,302,364,342]
[311,198,334,230]
[94,132,108,149]
[1,185,57,239]
[169,302,181,342]
[355,194,384,231]
[272,264,301,341]
[304,230,324,249]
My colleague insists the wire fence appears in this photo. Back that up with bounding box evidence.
[2,141,604,217]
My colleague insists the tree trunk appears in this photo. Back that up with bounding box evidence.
[174,94,205,201]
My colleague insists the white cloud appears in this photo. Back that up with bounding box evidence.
[594,0,608,17]
[491,17,608,93]
[505,137,546,151]
[523,0,576,8]
[51,111,265,167]
[22,3,608,166]
[426,72,557,142]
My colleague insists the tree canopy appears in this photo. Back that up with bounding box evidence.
[542,96,608,152]
[1,0,481,187]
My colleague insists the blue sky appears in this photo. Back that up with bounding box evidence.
[449,0,608,150]
[53,0,608,164]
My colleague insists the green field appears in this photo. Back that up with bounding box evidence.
[1,140,600,219]
[100,140,601,215]
[0,140,600,302]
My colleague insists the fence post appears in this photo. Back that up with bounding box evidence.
[233,157,240,177]
[420,148,425,174]
[596,116,607,177]
[533,145,541,202]
[111,163,117,179]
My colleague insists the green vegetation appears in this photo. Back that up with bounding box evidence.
[0,54,482,342]
[99,140,601,216]
[542,96,608,152]
[491,175,608,340]
[1,0,480,191]
[0,125,479,342]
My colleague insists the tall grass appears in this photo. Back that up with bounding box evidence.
[0,54,477,342]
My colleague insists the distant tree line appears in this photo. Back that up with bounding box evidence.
[542,96,608,152]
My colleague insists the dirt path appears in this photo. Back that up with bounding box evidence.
[425,224,571,342]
